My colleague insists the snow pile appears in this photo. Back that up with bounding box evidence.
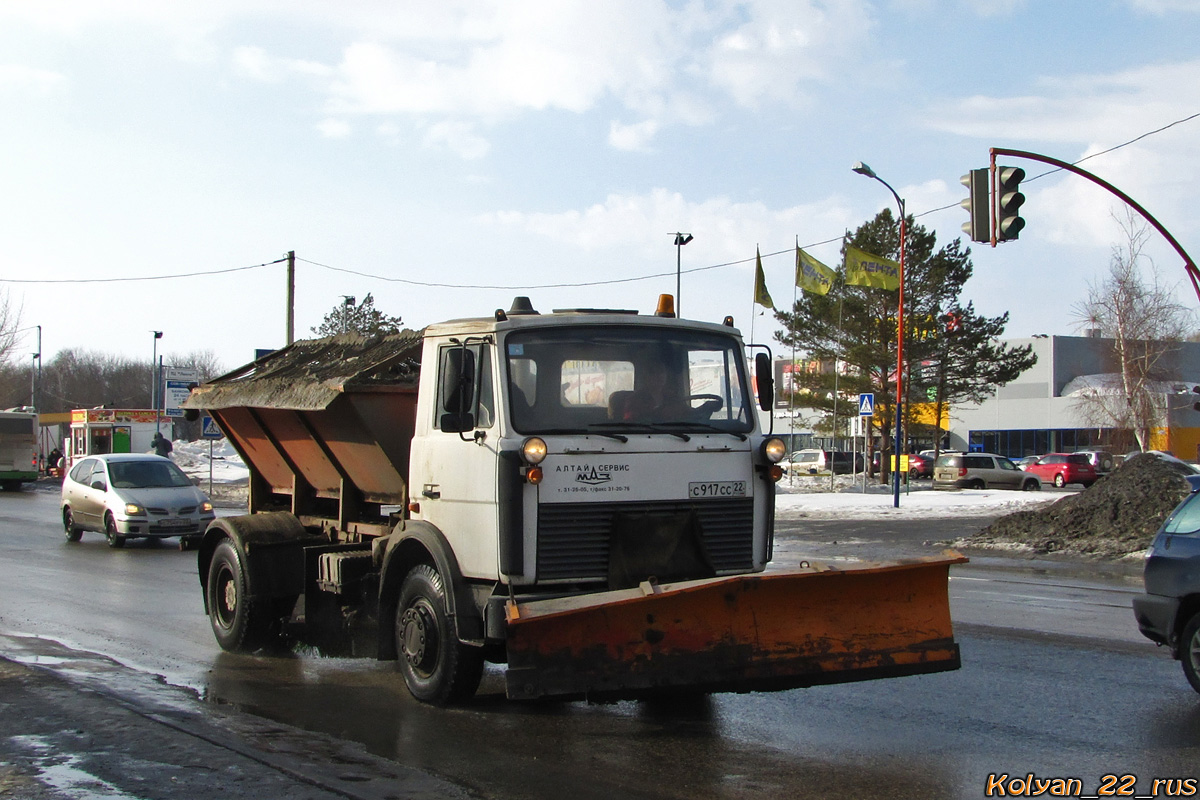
[959,454,1196,558]
[777,482,1056,520]
[172,439,249,484]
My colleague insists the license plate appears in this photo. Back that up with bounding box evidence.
[688,481,747,499]
[157,518,190,529]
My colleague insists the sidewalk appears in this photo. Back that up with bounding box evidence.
[0,647,468,800]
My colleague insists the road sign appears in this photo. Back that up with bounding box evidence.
[858,393,875,417]
[200,416,223,440]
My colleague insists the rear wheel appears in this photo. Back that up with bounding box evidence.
[1022,479,1041,491]
[207,539,273,653]
[969,479,985,490]
[1054,473,1066,488]
[1181,613,1200,695]
[62,507,83,542]
[104,513,125,548]
[396,564,483,705]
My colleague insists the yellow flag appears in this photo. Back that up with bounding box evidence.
[795,246,836,295]
[844,245,901,290]
[753,248,774,309]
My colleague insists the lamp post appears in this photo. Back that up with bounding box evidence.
[852,161,907,509]
[672,233,693,316]
[341,296,356,333]
[151,330,163,424]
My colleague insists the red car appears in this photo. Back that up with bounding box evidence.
[1026,453,1098,488]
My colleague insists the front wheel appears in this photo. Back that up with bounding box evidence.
[62,507,83,542]
[1022,479,1041,491]
[1054,473,1066,488]
[1181,613,1200,695]
[104,514,125,548]
[396,564,483,706]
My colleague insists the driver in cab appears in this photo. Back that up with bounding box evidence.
[610,356,687,422]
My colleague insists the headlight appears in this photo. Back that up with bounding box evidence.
[124,503,145,516]
[761,437,787,463]
[201,501,213,513]
[522,437,548,465]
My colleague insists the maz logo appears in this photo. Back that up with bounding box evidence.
[575,466,612,486]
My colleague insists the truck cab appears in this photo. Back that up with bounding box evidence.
[409,300,777,592]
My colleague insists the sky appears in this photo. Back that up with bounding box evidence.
[2,0,1199,372]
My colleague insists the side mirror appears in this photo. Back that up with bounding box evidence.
[440,412,476,433]
[441,348,476,413]
[755,352,774,411]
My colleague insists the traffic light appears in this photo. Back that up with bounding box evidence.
[960,168,989,243]
[996,166,1026,241]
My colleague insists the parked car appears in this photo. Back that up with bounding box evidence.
[1016,455,1042,471]
[788,449,863,475]
[1073,449,1115,475]
[61,453,215,549]
[932,452,1041,491]
[1133,473,1200,694]
[1024,453,1099,488]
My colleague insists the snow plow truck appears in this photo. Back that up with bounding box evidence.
[183,294,965,705]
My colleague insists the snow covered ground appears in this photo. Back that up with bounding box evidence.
[168,438,1057,519]
[172,439,250,485]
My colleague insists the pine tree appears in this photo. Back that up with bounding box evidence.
[311,293,404,338]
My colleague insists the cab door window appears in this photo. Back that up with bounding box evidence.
[434,342,494,431]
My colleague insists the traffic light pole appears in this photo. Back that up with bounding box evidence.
[989,147,1200,305]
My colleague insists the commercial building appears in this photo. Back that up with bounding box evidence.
[945,335,1200,460]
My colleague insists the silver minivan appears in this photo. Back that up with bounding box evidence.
[932,452,1041,491]
[61,453,215,548]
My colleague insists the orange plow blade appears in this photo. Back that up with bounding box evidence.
[504,552,967,700]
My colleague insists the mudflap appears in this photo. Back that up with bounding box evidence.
[504,552,967,701]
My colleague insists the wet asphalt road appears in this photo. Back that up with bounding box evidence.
[1,485,1198,799]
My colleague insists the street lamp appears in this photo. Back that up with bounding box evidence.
[852,161,907,509]
[341,295,356,333]
[673,233,693,317]
[151,331,163,420]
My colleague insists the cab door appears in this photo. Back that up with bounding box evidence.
[409,341,501,580]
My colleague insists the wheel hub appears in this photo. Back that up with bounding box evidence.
[401,604,438,672]
[222,578,237,616]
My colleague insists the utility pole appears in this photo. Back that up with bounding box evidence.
[286,250,296,346]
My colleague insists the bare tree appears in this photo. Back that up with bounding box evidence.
[0,289,21,365]
[1072,209,1197,451]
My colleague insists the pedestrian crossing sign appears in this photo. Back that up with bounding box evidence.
[858,393,874,417]
[201,416,223,439]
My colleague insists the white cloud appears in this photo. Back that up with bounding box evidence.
[0,64,66,94]
[315,118,352,138]
[479,187,855,265]
[422,121,490,160]
[608,119,660,152]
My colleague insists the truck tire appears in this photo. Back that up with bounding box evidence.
[207,539,272,653]
[396,564,483,705]
[1181,613,1200,695]
[104,513,125,549]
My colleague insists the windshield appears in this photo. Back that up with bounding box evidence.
[505,325,754,435]
[109,460,194,489]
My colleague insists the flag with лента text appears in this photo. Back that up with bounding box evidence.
[795,246,836,295]
[844,245,900,290]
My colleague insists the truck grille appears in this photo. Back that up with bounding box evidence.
[536,497,754,582]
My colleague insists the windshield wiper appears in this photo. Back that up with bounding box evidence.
[590,422,690,442]
[671,422,748,441]
[530,426,628,443]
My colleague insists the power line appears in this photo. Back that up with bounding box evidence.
[0,258,286,285]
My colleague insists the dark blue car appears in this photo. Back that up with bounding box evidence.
[1133,474,1200,695]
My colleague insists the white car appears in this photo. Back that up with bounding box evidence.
[61,453,215,548]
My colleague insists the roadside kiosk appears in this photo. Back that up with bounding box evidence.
[66,409,166,468]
